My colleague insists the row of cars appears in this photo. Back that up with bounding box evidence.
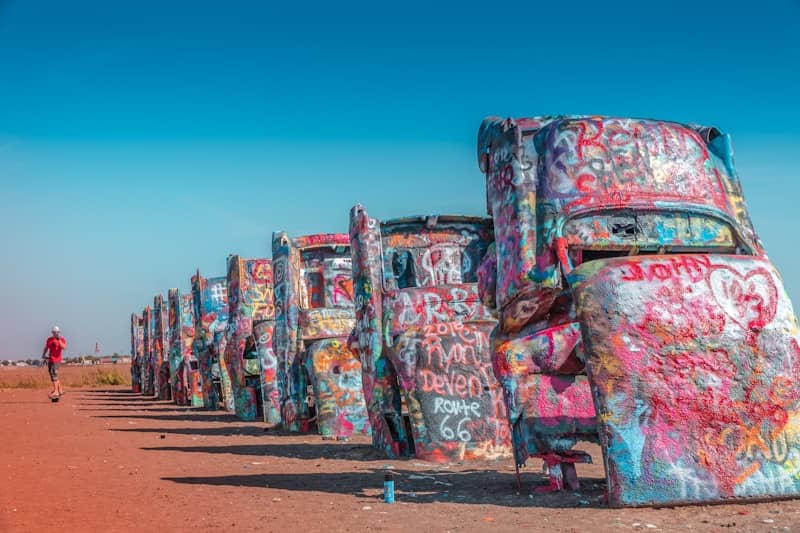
[130,116,800,507]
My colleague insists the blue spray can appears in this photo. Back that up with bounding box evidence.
[383,472,395,503]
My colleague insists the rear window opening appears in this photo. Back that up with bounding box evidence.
[299,246,353,310]
[573,246,738,267]
[562,212,743,264]
[577,249,659,264]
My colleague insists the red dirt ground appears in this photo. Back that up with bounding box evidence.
[2,387,799,532]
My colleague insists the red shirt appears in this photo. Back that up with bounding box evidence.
[44,336,66,363]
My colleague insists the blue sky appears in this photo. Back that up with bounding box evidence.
[1,0,799,358]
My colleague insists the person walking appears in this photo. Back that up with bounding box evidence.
[42,326,66,399]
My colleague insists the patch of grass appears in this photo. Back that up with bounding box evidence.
[0,364,132,389]
[0,375,42,389]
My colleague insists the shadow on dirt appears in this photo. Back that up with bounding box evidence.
[162,468,606,508]
[94,413,241,423]
[79,401,174,409]
[143,442,384,461]
[78,406,221,413]
[80,390,607,509]
[80,395,165,403]
[111,426,270,437]
[81,389,139,394]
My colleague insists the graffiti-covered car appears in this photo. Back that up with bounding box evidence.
[349,207,511,461]
[273,232,370,440]
[477,115,800,505]
[223,256,278,422]
[168,289,199,406]
[191,272,230,410]
[153,295,172,401]
[142,306,155,396]
[130,313,144,393]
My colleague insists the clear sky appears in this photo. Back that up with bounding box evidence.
[1,0,799,359]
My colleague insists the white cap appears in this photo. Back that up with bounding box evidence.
[52,326,60,333]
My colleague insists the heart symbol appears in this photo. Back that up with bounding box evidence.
[708,265,778,332]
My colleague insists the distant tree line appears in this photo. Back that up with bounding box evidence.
[2,353,126,367]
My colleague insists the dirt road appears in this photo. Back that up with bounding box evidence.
[1,387,798,532]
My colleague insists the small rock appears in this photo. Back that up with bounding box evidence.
[762,519,775,524]
[272,498,281,502]
[362,506,372,511]
[646,525,657,530]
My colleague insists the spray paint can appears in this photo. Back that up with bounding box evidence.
[383,472,395,503]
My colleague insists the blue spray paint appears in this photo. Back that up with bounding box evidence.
[383,472,395,503]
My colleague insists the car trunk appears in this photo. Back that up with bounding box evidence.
[570,254,800,506]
